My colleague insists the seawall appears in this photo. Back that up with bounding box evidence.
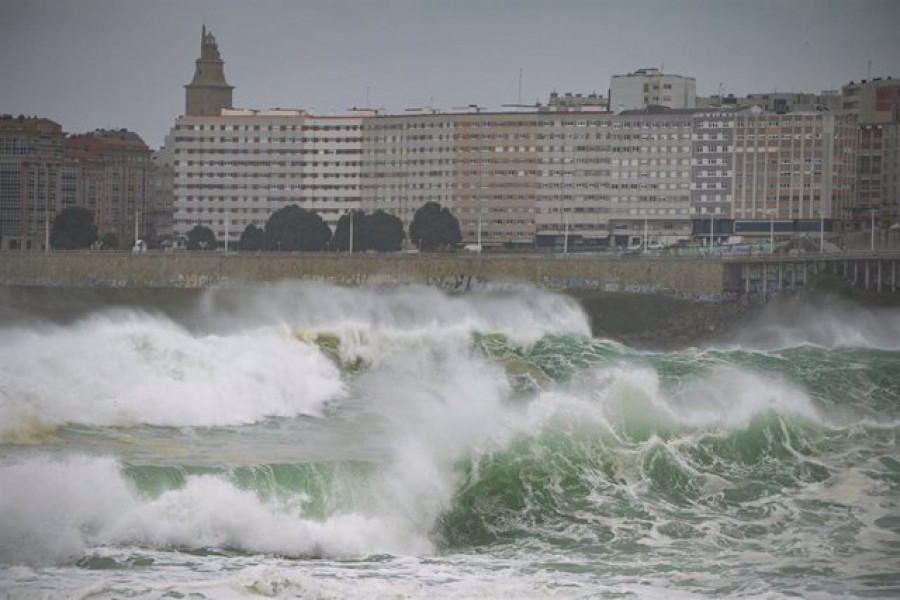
[0,252,729,300]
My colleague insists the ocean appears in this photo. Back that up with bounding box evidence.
[1,283,898,599]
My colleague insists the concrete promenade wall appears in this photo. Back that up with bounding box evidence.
[0,252,728,299]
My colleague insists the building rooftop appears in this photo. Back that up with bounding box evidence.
[0,115,63,135]
[66,129,150,157]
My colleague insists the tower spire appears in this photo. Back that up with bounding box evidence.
[184,25,233,116]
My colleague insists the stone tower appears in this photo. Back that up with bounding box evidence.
[184,25,234,116]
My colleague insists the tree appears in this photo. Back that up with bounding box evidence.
[239,223,265,251]
[50,207,98,250]
[409,202,461,251]
[331,210,405,252]
[265,204,331,251]
[364,210,405,252]
[100,232,119,250]
[186,225,217,250]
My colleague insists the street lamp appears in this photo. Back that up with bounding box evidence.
[766,208,775,254]
[871,209,877,252]
[819,208,825,254]
[349,209,354,254]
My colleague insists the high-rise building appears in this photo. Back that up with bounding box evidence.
[185,26,234,117]
[841,77,900,226]
[170,109,366,246]
[148,145,175,242]
[730,107,857,240]
[691,110,736,243]
[609,68,696,112]
[65,129,152,245]
[0,115,66,251]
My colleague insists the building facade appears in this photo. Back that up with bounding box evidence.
[691,110,736,243]
[841,78,900,227]
[160,29,866,251]
[0,115,66,251]
[730,108,857,241]
[609,68,696,112]
[65,129,152,245]
[170,109,366,245]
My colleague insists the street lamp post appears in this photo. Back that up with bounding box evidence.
[819,209,825,254]
[871,209,877,252]
[765,208,775,255]
[349,209,354,254]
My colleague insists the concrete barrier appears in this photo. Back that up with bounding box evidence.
[0,252,729,300]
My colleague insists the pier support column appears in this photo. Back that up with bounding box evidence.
[778,263,784,291]
[866,260,870,291]
[893,260,897,293]
[878,260,883,293]
[855,261,859,288]
[762,263,768,299]
[745,264,750,299]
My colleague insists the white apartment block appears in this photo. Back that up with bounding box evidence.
[606,111,694,247]
[692,111,735,242]
[165,106,856,251]
[170,109,365,245]
[610,68,696,112]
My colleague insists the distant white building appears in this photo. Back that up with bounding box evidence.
[609,68,696,112]
[169,109,366,246]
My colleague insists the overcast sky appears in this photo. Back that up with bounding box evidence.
[2,0,898,149]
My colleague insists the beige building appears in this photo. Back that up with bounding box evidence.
[148,145,175,241]
[65,130,152,245]
[841,78,900,226]
[731,108,857,239]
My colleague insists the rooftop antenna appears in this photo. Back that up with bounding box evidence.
[366,86,370,108]
[518,68,523,105]
[868,60,872,80]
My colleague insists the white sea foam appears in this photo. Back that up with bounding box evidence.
[731,296,900,350]
[566,361,825,432]
[201,282,591,342]
[0,312,344,435]
[0,453,431,567]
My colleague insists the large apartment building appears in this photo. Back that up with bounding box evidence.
[731,108,857,239]
[65,129,152,244]
[842,77,900,227]
[170,109,366,245]
[0,117,153,250]
[163,28,863,251]
[0,115,66,250]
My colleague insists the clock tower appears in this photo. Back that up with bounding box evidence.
[184,25,234,116]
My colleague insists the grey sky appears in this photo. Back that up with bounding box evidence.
[2,0,898,149]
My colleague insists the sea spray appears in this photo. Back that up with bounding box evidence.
[0,312,344,436]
